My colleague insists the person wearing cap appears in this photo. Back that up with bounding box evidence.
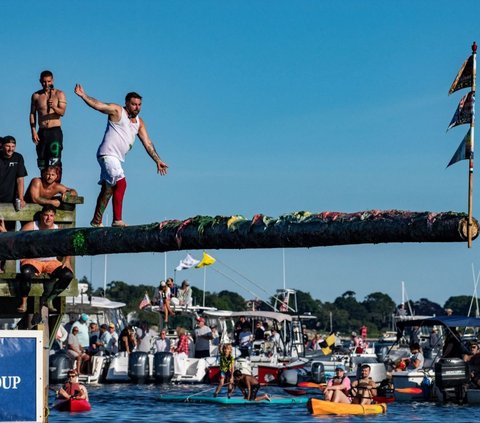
[0,135,27,273]
[57,369,88,401]
[324,366,352,403]
[178,280,192,307]
[71,314,90,350]
[30,70,67,176]
[194,317,213,358]
[107,323,119,354]
[2,204,73,314]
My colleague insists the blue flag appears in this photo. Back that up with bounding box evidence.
[447,129,473,167]
[447,91,474,131]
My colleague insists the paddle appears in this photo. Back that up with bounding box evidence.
[297,381,423,395]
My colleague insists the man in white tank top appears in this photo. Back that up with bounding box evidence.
[74,84,168,227]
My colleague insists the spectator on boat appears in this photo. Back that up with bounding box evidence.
[160,281,175,325]
[465,342,480,387]
[64,315,76,335]
[194,317,213,358]
[234,316,250,344]
[396,342,424,371]
[57,369,88,401]
[360,325,368,339]
[173,327,189,375]
[442,327,468,359]
[214,344,235,398]
[71,314,90,350]
[66,326,90,375]
[233,370,271,401]
[269,328,282,352]
[445,308,453,316]
[310,333,323,351]
[93,324,112,354]
[88,322,100,353]
[324,366,352,403]
[155,329,171,352]
[211,325,220,346]
[119,325,137,354]
[239,324,253,358]
[136,321,152,353]
[351,332,363,353]
[0,135,27,273]
[350,364,377,405]
[2,205,73,314]
[25,165,77,207]
[167,277,178,298]
[254,321,265,341]
[106,323,118,354]
[178,280,193,307]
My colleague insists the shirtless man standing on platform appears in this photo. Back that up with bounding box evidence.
[74,84,168,227]
[26,165,77,207]
[30,70,67,176]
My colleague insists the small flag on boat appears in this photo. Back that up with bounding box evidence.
[447,91,475,131]
[447,129,473,167]
[449,54,474,95]
[195,251,216,268]
[139,293,151,310]
[175,253,200,271]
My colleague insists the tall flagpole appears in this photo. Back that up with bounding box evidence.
[468,41,477,248]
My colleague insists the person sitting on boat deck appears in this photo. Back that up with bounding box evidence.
[194,317,213,358]
[214,343,235,398]
[166,277,178,302]
[25,165,77,207]
[119,325,137,354]
[160,281,175,325]
[57,369,88,401]
[71,314,90,351]
[155,329,171,352]
[233,370,271,401]
[178,280,192,307]
[324,366,352,403]
[350,364,377,405]
[106,323,119,354]
[396,342,424,371]
[66,326,90,375]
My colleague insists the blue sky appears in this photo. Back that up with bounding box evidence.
[2,1,480,308]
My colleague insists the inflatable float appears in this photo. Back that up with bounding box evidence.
[307,398,387,415]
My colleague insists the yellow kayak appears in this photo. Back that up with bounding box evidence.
[307,398,387,415]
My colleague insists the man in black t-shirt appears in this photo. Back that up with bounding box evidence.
[0,135,27,272]
[0,135,28,211]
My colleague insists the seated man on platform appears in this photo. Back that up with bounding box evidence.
[25,165,77,207]
[15,205,73,313]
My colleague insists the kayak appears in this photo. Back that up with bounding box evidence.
[159,394,308,405]
[52,398,92,412]
[307,398,387,415]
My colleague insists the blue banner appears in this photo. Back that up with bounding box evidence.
[0,335,40,422]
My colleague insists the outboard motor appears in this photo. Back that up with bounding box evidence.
[310,361,325,383]
[153,352,174,383]
[128,351,150,383]
[434,358,469,403]
[49,351,74,384]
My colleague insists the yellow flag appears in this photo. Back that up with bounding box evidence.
[195,251,216,268]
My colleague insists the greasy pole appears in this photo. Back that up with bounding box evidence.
[0,210,476,260]
[468,40,477,248]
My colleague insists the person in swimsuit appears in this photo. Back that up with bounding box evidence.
[350,364,377,405]
[233,370,271,401]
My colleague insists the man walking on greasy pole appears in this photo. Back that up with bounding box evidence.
[74,84,168,227]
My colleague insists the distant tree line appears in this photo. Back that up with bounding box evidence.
[78,276,478,336]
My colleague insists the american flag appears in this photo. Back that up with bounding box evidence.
[139,293,151,310]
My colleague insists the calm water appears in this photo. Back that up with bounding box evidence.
[48,384,480,423]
